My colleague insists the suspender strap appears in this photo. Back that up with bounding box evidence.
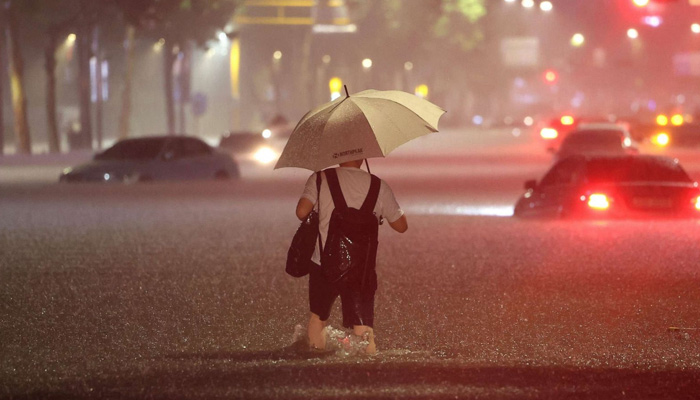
[315,171,323,254]
[360,175,381,213]
[324,168,347,210]
[325,168,380,213]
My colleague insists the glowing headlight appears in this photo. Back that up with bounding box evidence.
[253,147,277,164]
[652,132,669,147]
[540,128,558,139]
[261,129,272,139]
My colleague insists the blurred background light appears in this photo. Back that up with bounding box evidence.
[643,16,662,28]
[571,33,585,47]
[415,84,429,98]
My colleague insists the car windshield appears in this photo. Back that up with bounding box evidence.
[561,131,622,150]
[95,139,165,160]
[585,157,692,184]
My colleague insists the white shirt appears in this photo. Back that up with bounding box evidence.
[301,167,404,264]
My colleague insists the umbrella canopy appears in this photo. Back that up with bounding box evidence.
[274,89,446,171]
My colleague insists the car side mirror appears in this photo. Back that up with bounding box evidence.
[524,179,537,191]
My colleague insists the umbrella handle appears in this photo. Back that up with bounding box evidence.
[344,85,350,97]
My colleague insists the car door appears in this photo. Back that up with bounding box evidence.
[530,158,584,217]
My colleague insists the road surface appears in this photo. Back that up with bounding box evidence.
[2,128,700,399]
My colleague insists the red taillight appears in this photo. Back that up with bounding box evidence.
[587,193,610,210]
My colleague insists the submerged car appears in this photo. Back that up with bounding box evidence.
[514,155,700,218]
[59,136,240,183]
[554,126,638,161]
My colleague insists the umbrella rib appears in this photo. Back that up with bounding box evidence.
[360,96,444,130]
[358,99,433,155]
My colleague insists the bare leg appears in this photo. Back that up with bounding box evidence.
[308,312,327,350]
[353,325,376,355]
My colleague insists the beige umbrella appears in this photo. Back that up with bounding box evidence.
[274,87,446,171]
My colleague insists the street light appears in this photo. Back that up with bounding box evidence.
[329,77,342,100]
[362,58,373,69]
[415,84,429,99]
[153,38,165,52]
[540,1,553,12]
[404,61,413,71]
[627,28,639,39]
[571,33,585,47]
[521,0,535,8]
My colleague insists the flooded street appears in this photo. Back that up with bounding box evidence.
[3,130,700,398]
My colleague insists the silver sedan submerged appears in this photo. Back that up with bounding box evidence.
[59,136,240,183]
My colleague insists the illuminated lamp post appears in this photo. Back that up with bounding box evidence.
[329,77,342,100]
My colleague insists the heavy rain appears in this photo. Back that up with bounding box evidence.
[2,1,700,398]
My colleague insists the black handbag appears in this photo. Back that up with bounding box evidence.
[285,172,322,277]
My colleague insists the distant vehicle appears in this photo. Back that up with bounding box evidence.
[538,115,620,152]
[514,155,700,218]
[629,123,700,148]
[554,125,638,161]
[219,131,280,165]
[59,136,240,183]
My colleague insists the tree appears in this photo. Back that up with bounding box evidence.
[347,0,486,123]
[115,0,241,135]
[21,0,82,153]
[2,0,31,154]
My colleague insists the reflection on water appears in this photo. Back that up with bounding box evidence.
[406,204,514,217]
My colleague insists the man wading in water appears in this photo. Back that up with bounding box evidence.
[296,159,408,355]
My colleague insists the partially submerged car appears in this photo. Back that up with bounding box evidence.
[554,125,638,162]
[60,136,240,183]
[514,155,700,218]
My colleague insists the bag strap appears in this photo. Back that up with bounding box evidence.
[324,168,347,210]
[316,171,323,254]
[360,175,381,213]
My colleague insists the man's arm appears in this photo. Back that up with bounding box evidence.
[388,214,408,233]
[296,197,314,221]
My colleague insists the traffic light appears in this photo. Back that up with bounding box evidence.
[543,69,558,85]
